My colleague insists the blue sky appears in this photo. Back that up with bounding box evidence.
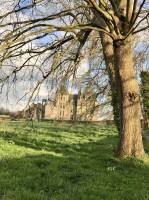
[0,0,148,111]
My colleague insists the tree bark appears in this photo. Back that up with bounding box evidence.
[100,33,121,133]
[114,37,144,157]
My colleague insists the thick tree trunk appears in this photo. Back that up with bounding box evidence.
[100,33,121,133]
[114,37,144,157]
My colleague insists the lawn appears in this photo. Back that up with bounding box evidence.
[0,121,149,200]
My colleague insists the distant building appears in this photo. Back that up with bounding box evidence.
[24,103,45,121]
[44,89,99,121]
[23,87,100,121]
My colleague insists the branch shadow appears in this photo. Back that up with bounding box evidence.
[0,123,149,199]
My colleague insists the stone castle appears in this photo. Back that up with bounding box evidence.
[24,89,99,121]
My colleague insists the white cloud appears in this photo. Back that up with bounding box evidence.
[76,56,89,78]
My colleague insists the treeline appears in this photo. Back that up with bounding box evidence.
[0,107,10,115]
[0,107,23,120]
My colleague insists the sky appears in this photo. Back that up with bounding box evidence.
[0,55,90,112]
[0,0,90,111]
[0,0,148,112]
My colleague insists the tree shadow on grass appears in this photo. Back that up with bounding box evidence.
[0,133,149,200]
[22,121,117,136]
[0,122,116,153]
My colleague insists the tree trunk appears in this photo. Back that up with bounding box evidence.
[100,33,121,133]
[141,71,149,128]
[72,94,78,121]
[114,37,144,157]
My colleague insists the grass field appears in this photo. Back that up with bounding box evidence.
[0,121,149,200]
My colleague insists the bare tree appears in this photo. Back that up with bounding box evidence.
[0,0,149,157]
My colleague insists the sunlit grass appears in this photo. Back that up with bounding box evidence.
[0,121,149,200]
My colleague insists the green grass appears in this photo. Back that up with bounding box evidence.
[0,121,149,200]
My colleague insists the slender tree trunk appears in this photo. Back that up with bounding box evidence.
[114,37,144,157]
[100,33,121,133]
[141,71,149,128]
[72,94,78,121]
